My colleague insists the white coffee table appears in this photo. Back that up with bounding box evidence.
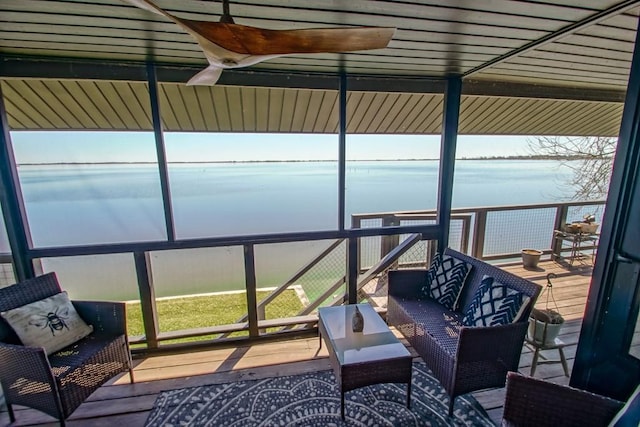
[318,303,412,419]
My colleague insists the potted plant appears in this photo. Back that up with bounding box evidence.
[521,248,543,268]
[580,213,599,234]
[528,273,565,345]
[565,214,599,234]
[528,307,565,345]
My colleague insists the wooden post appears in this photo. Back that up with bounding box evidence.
[244,244,260,337]
[552,205,569,259]
[134,251,159,349]
[347,237,358,304]
[352,216,362,273]
[426,239,437,266]
[459,215,472,254]
[472,210,488,259]
[381,215,400,262]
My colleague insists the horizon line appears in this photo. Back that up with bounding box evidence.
[17,155,576,166]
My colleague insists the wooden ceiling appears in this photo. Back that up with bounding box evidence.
[0,0,637,134]
[1,79,623,135]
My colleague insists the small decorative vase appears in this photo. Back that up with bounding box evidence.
[352,306,364,332]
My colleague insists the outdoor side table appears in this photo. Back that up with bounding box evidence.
[553,230,599,265]
[318,304,413,420]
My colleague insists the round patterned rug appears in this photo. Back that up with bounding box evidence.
[145,362,494,426]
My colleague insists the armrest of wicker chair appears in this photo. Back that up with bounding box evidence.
[388,269,429,299]
[502,372,624,427]
[457,322,528,364]
[454,322,529,395]
[0,341,55,385]
[0,342,63,417]
[73,300,127,336]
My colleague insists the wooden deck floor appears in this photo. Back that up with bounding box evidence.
[0,259,593,426]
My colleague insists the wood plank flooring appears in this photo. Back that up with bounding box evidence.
[0,259,592,426]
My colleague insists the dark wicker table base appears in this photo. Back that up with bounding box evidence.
[318,305,413,419]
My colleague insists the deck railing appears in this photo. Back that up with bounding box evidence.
[142,199,605,346]
[0,199,605,352]
[352,199,605,265]
[235,199,605,341]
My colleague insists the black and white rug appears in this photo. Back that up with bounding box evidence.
[145,362,494,426]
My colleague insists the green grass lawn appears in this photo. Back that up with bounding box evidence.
[126,290,304,340]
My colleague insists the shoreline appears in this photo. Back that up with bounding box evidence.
[17,157,580,166]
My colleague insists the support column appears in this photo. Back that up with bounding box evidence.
[338,71,347,231]
[134,251,158,349]
[570,15,640,397]
[339,71,357,303]
[147,62,176,241]
[0,84,33,281]
[436,77,462,251]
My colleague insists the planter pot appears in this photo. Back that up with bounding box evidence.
[580,222,599,234]
[564,222,599,234]
[528,318,563,345]
[521,249,543,268]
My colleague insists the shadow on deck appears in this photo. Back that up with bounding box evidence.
[0,259,592,426]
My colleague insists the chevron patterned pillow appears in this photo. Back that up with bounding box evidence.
[462,275,531,327]
[423,253,472,310]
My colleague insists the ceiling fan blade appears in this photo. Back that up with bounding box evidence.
[123,0,394,55]
[121,0,396,85]
[186,66,224,86]
[122,0,172,20]
[183,22,395,55]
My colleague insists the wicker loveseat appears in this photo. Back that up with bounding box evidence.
[387,248,542,415]
[0,273,134,426]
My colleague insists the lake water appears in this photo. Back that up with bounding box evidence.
[13,160,589,300]
[17,160,575,247]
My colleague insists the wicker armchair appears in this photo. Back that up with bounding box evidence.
[502,372,625,427]
[388,248,542,416]
[0,273,134,426]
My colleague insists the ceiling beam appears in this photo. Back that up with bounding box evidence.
[0,55,444,92]
[464,0,640,78]
[462,79,625,103]
[0,55,147,81]
[0,55,625,102]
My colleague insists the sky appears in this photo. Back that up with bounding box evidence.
[9,131,533,164]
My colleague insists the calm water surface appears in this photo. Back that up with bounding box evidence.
[14,160,580,299]
[17,160,574,247]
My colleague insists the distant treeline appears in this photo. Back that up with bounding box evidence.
[458,155,601,160]
[19,155,594,166]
